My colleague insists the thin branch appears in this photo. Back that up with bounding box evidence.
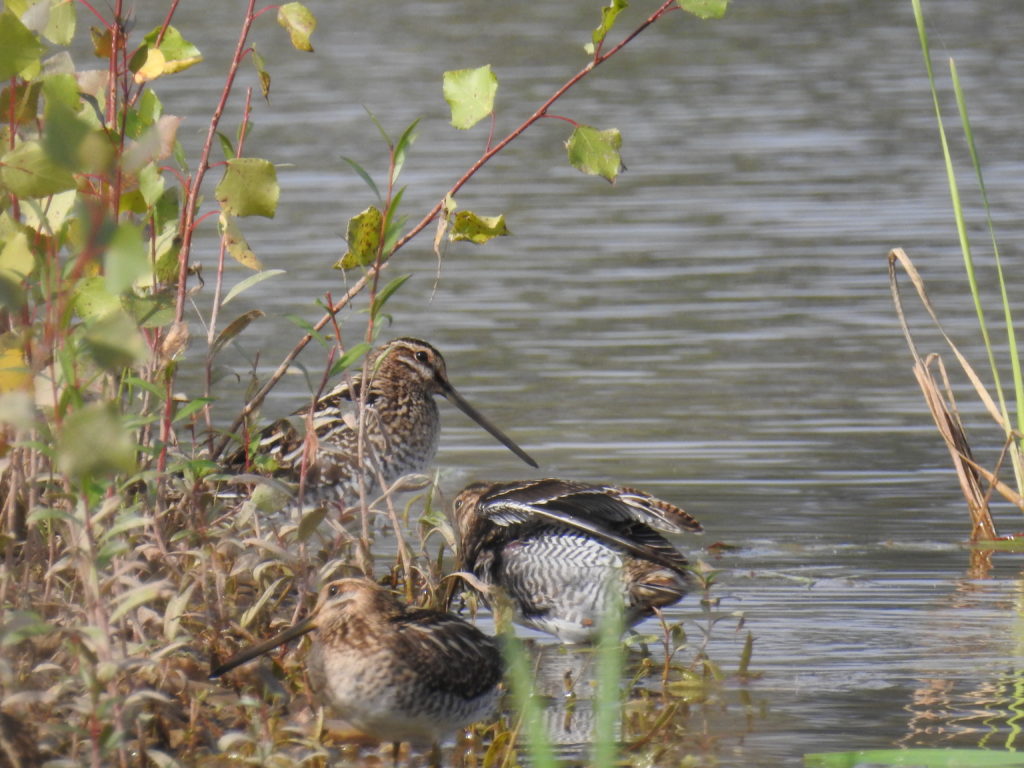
[222,0,680,450]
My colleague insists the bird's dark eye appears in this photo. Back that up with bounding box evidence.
[327,584,339,598]
[415,351,429,363]
[454,498,463,510]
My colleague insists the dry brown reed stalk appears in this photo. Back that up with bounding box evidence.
[888,247,1024,541]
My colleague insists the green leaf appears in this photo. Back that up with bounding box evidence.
[81,309,150,371]
[137,89,163,129]
[0,231,35,277]
[218,212,262,270]
[382,185,407,255]
[370,274,411,322]
[138,162,165,208]
[593,0,628,48]
[805,749,1024,768]
[340,155,381,201]
[450,211,510,244]
[43,0,77,46]
[0,272,25,312]
[277,2,316,52]
[215,158,279,218]
[57,402,137,479]
[122,291,175,328]
[144,25,202,66]
[72,276,120,320]
[565,125,623,183]
[335,206,382,269]
[216,131,234,162]
[171,397,214,424]
[0,10,45,80]
[212,309,265,357]
[1,140,77,197]
[222,268,286,306]
[251,45,271,100]
[364,107,393,148]
[677,0,728,19]
[104,222,149,294]
[392,119,419,185]
[328,342,371,378]
[443,65,498,130]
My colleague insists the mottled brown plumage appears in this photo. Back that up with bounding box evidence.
[212,578,504,745]
[452,478,703,644]
[230,338,537,503]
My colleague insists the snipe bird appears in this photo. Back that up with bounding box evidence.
[211,577,504,746]
[451,478,703,644]
[231,338,537,503]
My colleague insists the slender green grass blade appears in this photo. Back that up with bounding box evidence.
[592,593,625,768]
[949,59,1024,493]
[805,748,1024,768]
[501,632,556,768]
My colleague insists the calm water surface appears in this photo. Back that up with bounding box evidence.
[141,0,1024,763]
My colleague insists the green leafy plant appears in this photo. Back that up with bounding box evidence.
[0,0,734,763]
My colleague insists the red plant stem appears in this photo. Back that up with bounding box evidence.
[210,274,367,459]
[173,0,258,326]
[216,0,678,455]
[206,88,253,346]
[162,0,258,468]
[75,0,111,29]
[393,0,677,255]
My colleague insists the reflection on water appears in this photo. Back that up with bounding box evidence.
[141,0,1024,763]
[900,579,1024,751]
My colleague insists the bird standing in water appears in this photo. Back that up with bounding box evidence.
[451,478,703,644]
[230,338,537,503]
[211,577,504,748]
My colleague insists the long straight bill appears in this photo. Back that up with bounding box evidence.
[210,615,317,678]
[444,384,539,468]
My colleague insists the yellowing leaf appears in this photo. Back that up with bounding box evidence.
[443,65,498,130]
[0,346,31,393]
[252,46,271,100]
[565,125,623,183]
[90,26,111,58]
[133,47,166,84]
[335,206,382,270]
[219,213,262,270]
[450,211,510,244]
[132,26,202,83]
[21,189,76,235]
[215,157,279,218]
[0,231,35,277]
[278,3,316,52]
[677,0,728,19]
